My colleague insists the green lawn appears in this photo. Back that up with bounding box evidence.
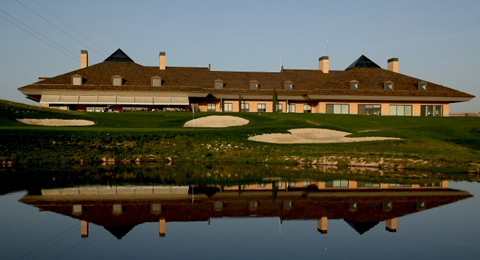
[1,99,479,172]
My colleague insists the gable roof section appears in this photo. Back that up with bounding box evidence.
[345,55,381,70]
[104,49,134,62]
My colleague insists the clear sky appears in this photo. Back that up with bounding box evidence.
[1,0,479,112]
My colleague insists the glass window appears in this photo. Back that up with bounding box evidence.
[207,103,216,112]
[152,77,161,87]
[326,104,349,114]
[384,81,394,91]
[249,81,259,90]
[275,103,283,112]
[326,180,349,188]
[257,103,266,112]
[284,81,293,91]
[224,103,233,112]
[421,105,443,117]
[113,76,122,86]
[72,76,82,86]
[214,80,224,89]
[389,105,412,116]
[241,102,250,112]
[358,104,381,115]
[350,81,358,90]
[288,104,296,113]
[419,82,427,92]
[303,104,312,113]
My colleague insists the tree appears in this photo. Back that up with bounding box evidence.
[238,95,243,112]
[272,89,278,112]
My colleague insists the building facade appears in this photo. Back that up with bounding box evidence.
[18,49,474,116]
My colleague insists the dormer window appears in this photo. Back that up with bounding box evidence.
[249,80,259,90]
[152,76,162,87]
[112,75,123,86]
[72,75,83,86]
[350,80,359,90]
[284,81,293,91]
[419,82,427,92]
[214,79,224,90]
[384,81,394,91]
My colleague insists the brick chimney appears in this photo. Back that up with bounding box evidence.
[80,50,88,69]
[319,56,329,73]
[159,52,166,70]
[387,58,398,73]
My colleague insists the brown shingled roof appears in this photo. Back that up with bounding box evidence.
[18,53,475,101]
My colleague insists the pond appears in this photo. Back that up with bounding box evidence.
[0,165,479,259]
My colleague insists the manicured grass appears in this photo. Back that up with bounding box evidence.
[1,99,479,172]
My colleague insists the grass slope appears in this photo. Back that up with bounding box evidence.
[1,99,479,172]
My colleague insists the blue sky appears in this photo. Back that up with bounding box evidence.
[1,0,479,112]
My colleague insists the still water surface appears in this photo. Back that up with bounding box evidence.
[0,167,479,260]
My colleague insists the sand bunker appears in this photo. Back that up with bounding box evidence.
[17,118,95,126]
[248,128,400,144]
[184,115,249,128]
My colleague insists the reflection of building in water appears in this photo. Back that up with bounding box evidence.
[20,180,471,239]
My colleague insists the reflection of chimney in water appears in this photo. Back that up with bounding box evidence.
[317,216,328,234]
[159,218,166,237]
[81,220,88,238]
[386,218,397,232]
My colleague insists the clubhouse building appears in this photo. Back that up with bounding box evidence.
[18,49,474,116]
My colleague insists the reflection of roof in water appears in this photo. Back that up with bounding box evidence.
[104,225,134,240]
[20,185,472,239]
[345,220,379,235]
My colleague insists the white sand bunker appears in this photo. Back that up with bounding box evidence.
[184,115,249,128]
[248,128,400,144]
[17,118,95,126]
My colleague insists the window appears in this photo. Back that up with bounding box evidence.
[257,103,266,112]
[358,104,381,115]
[207,103,216,112]
[326,180,349,188]
[419,82,427,92]
[384,81,394,91]
[152,77,162,87]
[421,105,443,117]
[275,103,283,112]
[113,76,123,86]
[284,81,293,91]
[350,80,359,90]
[224,103,233,112]
[241,102,250,112]
[72,75,82,86]
[326,104,349,114]
[288,104,296,113]
[303,104,312,113]
[389,105,412,116]
[214,79,224,90]
[249,80,259,90]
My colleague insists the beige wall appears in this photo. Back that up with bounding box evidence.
[412,104,421,116]
[443,104,450,116]
[381,104,390,116]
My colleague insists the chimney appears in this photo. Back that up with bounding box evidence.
[319,56,329,73]
[387,58,398,73]
[159,52,166,70]
[80,50,88,69]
